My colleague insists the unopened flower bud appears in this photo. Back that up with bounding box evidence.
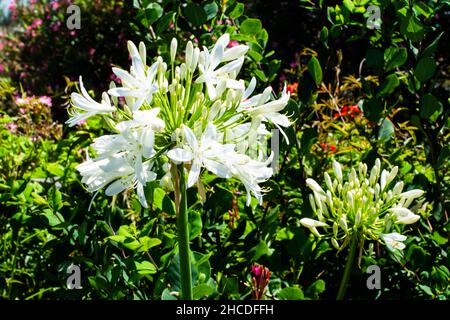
[170,38,177,63]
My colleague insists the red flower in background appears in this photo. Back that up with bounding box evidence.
[319,142,337,153]
[334,104,362,119]
[286,82,298,95]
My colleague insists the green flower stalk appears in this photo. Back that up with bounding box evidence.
[300,159,424,299]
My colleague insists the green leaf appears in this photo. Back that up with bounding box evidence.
[277,286,305,300]
[413,2,433,18]
[203,2,218,20]
[135,261,157,275]
[184,3,207,27]
[385,47,407,71]
[378,74,400,97]
[32,192,48,206]
[422,32,444,57]
[240,18,262,36]
[41,208,64,227]
[306,279,326,298]
[193,283,215,300]
[418,284,434,297]
[229,2,244,18]
[366,48,383,68]
[161,288,178,300]
[189,211,203,240]
[400,14,424,42]
[156,12,175,34]
[320,26,329,45]
[137,3,163,28]
[414,57,436,82]
[378,118,395,143]
[437,146,450,168]
[307,56,322,86]
[406,244,427,269]
[247,50,263,62]
[250,240,274,260]
[420,93,442,121]
[253,69,267,82]
[48,186,63,211]
[45,162,64,176]
[137,237,162,252]
[343,0,355,12]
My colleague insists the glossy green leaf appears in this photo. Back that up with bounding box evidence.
[400,14,424,42]
[240,18,262,35]
[135,261,157,275]
[414,57,436,82]
[277,286,305,300]
[420,93,442,121]
[229,3,245,18]
[203,2,218,20]
[378,118,395,143]
[184,3,207,26]
[137,3,163,27]
[307,56,322,86]
[385,47,407,71]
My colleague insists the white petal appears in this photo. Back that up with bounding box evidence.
[167,148,193,162]
[187,162,201,187]
[105,176,133,196]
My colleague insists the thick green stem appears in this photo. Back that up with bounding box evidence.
[176,164,193,300]
[337,235,358,300]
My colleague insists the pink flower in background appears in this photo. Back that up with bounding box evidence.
[8,0,16,11]
[5,122,18,133]
[70,31,76,36]
[39,96,52,107]
[51,1,60,10]
[88,48,96,57]
[227,40,239,48]
[0,64,4,73]
[15,96,28,105]
[19,108,26,114]
[51,21,62,32]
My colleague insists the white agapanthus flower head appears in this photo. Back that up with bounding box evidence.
[67,34,291,208]
[300,159,424,253]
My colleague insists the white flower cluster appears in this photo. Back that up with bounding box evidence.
[67,34,291,208]
[300,159,424,251]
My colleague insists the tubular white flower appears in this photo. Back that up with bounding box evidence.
[382,233,407,250]
[66,76,116,127]
[300,218,328,237]
[108,41,159,111]
[306,178,325,195]
[333,160,342,182]
[400,189,425,200]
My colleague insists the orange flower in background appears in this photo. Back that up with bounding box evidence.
[319,142,337,153]
[286,82,298,95]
